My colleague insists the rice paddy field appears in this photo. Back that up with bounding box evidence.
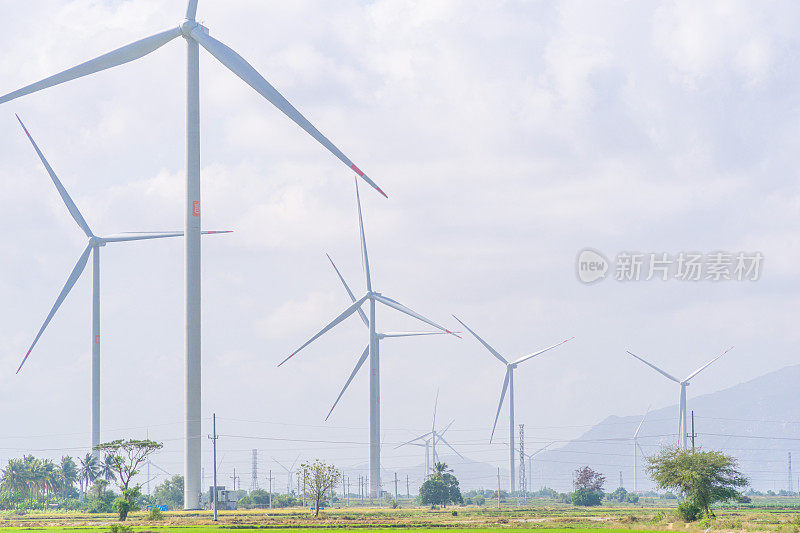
[2,499,800,533]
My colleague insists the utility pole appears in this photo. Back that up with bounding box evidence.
[691,410,696,450]
[519,424,525,506]
[497,467,501,509]
[789,452,793,493]
[231,468,239,492]
[208,413,218,521]
[394,472,398,501]
[268,469,273,509]
[406,474,410,500]
[619,471,623,489]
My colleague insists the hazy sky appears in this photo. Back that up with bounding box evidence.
[1,0,799,492]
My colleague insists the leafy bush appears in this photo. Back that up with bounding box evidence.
[626,492,640,503]
[571,487,603,506]
[147,505,164,521]
[107,525,132,533]
[113,498,131,521]
[474,494,485,506]
[676,500,702,522]
[451,510,458,516]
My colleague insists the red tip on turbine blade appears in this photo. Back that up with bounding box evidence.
[16,350,30,374]
[374,185,388,198]
[277,352,297,367]
[446,330,462,339]
[350,164,364,177]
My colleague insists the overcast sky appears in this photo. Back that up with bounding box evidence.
[1,0,799,492]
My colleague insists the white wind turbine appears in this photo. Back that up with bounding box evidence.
[453,316,572,493]
[1,1,385,508]
[516,441,552,493]
[396,391,464,475]
[632,406,650,493]
[626,348,732,449]
[278,180,457,498]
[273,455,300,494]
[14,115,228,452]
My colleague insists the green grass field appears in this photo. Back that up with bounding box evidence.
[0,500,798,532]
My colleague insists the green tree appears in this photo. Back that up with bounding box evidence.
[300,459,341,517]
[95,439,163,520]
[100,455,117,483]
[152,475,183,510]
[647,446,747,518]
[78,453,101,498]
[60,456,78,496]
[571,466,605,507]
[419,462,462,507]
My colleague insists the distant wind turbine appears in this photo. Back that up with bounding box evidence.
[633,406,650,492]
[515,441,552,493]
[1,0,384,508]
[279,179,458,498]
[396,390,463,475]
[626,348,733,448]
[273,455,300,494]
[453,316,572,493]
[14,116,228,453]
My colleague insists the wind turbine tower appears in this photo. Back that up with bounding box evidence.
[14,116,226,452]
[454,316,572,493]
[627,348,732,448]
[633,406,650,493]
[279,181,457,498]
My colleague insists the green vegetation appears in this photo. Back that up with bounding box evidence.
[419,462,462,507]
[299,459,341,517]
[647,446,748,519]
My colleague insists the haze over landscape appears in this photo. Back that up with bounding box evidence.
[1,0,799,498]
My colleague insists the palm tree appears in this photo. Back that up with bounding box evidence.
[78,453,100,498]
[0,458,27,495]
[432,461,452,478]
[60,456,78,496]
[100,455,117,483]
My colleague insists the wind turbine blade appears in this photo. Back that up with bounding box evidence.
[437,434,464,460]
[101,230,232,242]
[290,454,300,472]
[272,458,290,473]
[327,253,368,328]
[186,0,199,19]
[531,442,553,457]
[394,432,434,449]
[626,351,680,383]
[684,347,733,381]
[189,28,387,198]
[325,345,369,421]
[0,27,183,105]
[354,179,372,291]
[17,116,93,238]
[490,369,511,443]
[634,405,651,438]
[452,315,508,364]
[17,243,92,373]
[438,419,455,438]
[373,294,458,336]
[512,337,574,365]
[380,331,449,338]
[278,293,369,366]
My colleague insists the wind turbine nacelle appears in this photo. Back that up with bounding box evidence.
[181,20,209,37]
